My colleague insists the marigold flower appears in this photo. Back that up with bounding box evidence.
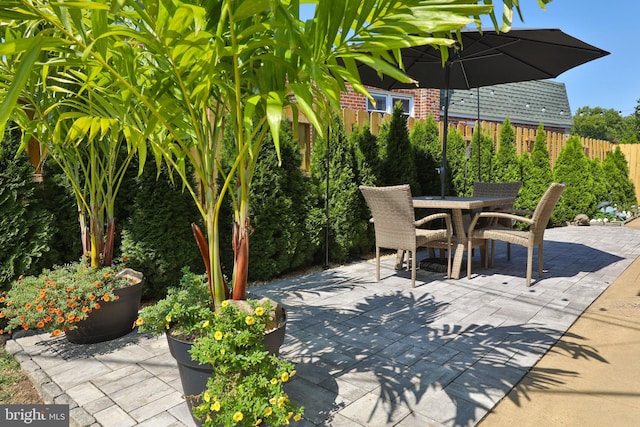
[66,287,72,292]
[211,401,221,412]
[94,303,101,310]
[103,294,110,302]
[232,412,243,422]
[264,407,273,416]
[0,312,4,319]
[0,297,4,303]
[89,295,96,301]
[37,321,45,328]
[67,314,76,322]
[214,331,223,341]
[281,372,289,382]
[135,318,143,326]
[104,272,111,278]
[95,282,101,288]
[57,317,65,324]
[82,307,88,313]
[25,303,32,309]
[122,257,129,262]
[255,306,265,316]
[45,316,52,322]
[245,316,255,326]
[22,323,29,330]
[52,329,61,337]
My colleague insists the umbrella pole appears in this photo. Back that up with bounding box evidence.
[440,66,451,199]
[477,87,481,182]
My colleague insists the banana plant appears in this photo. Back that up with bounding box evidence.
[0,0,547,306]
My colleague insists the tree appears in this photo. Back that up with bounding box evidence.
[378,102,418,191]
[572,106,628,143]
[494,118,521,183]
[517,123,552,212]
[410,116,440,196]
[552,135,595,222]
[602,147,637,210]
[0,0,545,308]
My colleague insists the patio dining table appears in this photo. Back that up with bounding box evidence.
[412,195,517,279]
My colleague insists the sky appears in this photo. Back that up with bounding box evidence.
[301,1,639,117]
[506,0,639,117]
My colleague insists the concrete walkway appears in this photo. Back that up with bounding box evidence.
[6,224,640,426]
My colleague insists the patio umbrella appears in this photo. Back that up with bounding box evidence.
[357,28,609,197]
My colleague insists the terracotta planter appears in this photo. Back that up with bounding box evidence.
[65,268,144,344]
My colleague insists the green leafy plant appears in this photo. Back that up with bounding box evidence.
[0,259,130,336]
[135,268,215,340]
[189,299,302,426]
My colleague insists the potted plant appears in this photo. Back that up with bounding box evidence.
[0,258,144,343]
[136,268,291,425]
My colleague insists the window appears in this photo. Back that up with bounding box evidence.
[366,92,413,116]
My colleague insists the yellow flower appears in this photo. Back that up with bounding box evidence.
[245,316,255,326]
[232,411,243,422]
[264,407,273,416]
[254,419,263,426]
[203,391,211,402]
[277,396,287,408]
[255,306,265,316]
[290,370,296,378]
[202,320,209,328]
[220,348,226,355]
[271,378,278,385]
[221,300,229,307]
[281,372,289,382]
[211,401,221,412]
[269,397,277,405]
[135,317,143,326]
[165,315,172,322]
[214,331,223,341]
[287,412,293,419]
[294,414,302,422]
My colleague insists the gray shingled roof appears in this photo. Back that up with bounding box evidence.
[442,80,573,129]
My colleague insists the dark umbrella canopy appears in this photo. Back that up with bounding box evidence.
[357,28,610,197]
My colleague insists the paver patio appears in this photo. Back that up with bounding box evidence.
[6,224,640,426]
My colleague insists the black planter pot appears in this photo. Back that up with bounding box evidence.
[166,308,287,424]
[66,269,144,344]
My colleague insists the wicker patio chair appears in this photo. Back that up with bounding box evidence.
[467,182,565,286]
[360,185,453,287]
[472,181,523,262]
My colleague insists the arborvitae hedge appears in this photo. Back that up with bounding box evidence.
[310,114,369,262]
[494,118,521,183]
[517,123,552,213]
[350,123,380,187]
[553,135,595,222]
[378,102,418,191]
[0,129,52,291]
[246,124,318,281]
[466,130,495,191]
[120,159,204,299]
[445,127,469,196]
[603,147,637,211]
[409,117,440,196]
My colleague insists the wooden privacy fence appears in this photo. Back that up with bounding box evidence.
[340,108,640,204]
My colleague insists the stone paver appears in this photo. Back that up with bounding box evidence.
[7,225,640,426]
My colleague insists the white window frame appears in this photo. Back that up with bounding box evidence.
[366,91,414,117]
